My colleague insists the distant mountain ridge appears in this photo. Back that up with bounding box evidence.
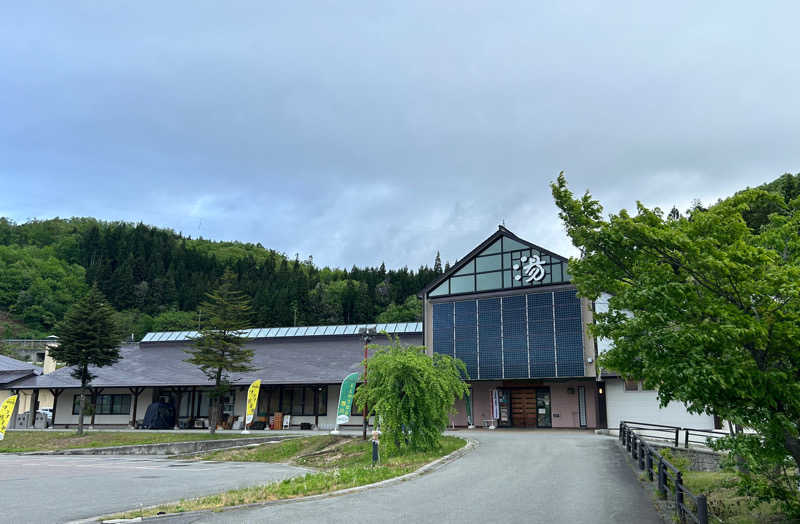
[0,217,439,340]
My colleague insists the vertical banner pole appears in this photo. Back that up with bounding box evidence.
[243,380,261,435]
[332,372,359,435]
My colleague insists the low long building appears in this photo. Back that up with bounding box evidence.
[8,323,422,429]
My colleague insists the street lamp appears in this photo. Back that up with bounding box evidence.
[358,326,376,440]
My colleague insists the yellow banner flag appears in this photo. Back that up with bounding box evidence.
[246,380,261,425]
[0,395,17,441]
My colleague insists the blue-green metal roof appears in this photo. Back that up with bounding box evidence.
[140,321,422,343]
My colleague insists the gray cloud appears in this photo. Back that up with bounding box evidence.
[1,2,799,269]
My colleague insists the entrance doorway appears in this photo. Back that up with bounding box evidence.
[510,388,551,428]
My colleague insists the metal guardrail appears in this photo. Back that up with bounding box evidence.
[620,421,711,524]
[620,420,728,449]
[683,427,728,449]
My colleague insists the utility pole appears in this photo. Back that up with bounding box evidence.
[358,326,376,440]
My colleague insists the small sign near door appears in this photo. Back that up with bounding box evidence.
[538,408,546,414]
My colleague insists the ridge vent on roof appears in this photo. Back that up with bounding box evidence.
[141,321,422,343]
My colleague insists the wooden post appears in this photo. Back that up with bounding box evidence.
[28,389,39,428]
[9,389,20,429]
[171,387,183,429]
[90,388,103,427]
[314,386,320,429]
[189,387,196,427]
[49,388,64,428]
[129,387,144,429]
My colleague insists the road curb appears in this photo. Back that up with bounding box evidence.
[82,437,477,523]
[22,435,297,456]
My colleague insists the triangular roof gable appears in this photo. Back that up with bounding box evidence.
[419,225,571,297]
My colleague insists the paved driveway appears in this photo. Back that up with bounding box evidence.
[163,431,662,524]
[0,454,308,524]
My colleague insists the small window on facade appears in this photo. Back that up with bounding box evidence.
[475,254,502,272]
[291,387,304,416]
[454,260,475,276]
[73,394,131,415]
[624,380,640,392]
[280,388,293,413]
[450,275,475,294]
[476,271,502,291]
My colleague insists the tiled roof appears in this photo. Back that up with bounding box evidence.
[0,354,39,372]
[8,333,423,390]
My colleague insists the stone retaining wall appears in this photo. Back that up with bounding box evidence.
[27,435,296,456]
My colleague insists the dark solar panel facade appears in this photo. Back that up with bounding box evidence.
[554,289,585,377]
[478,298,502,379]
[432,302,454,357]
[431,288,585,379]
[501,295,528,378]
[454,300,478,379]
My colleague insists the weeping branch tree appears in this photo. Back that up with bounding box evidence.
[185,270,255,434]
[51,286,122,436]
[354,337,468,454]
[552,173,800,517]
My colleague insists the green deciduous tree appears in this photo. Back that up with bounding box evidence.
[354,338,468,454]
[551,173,800,517]
[375,295,422,323]
[185,270,255,434]
[51,286,122,435]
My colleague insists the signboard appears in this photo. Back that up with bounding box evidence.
[0,395,17,441]
[336,372,359,425]
[513,255,545,283]
[245,380,261,425]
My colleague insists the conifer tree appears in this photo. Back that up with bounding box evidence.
[185,270,255,433]
[52,285,122,435]
[433,251,443,274]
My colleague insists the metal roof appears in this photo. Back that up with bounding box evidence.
[140,322,422,343]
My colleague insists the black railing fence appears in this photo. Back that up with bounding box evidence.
[620,421,715,524]
[620,420,727,449]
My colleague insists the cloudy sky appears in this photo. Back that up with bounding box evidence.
[2,3,798,269]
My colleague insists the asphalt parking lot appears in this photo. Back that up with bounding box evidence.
[0,454,308,524]
[162,431,662,524]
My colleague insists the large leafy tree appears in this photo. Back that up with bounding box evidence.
[354,338,468,454]
[51,285,122,435]
[185,270,255,434]
[551,173,800,516]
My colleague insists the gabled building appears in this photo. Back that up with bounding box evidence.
[419,226,604,429]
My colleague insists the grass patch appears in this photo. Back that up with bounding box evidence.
[107,435,467,519]
[681,471,785,524]
[201,435,344,463]
[0,431,250,453]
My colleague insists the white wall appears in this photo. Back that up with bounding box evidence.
[605,378,714,430]
[55,388,152,427]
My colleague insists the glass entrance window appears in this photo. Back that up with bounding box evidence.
[536,388,552,428]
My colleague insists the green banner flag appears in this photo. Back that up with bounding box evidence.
[336,372,359,425]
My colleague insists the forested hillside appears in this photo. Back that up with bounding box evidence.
[0,218,443,340]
